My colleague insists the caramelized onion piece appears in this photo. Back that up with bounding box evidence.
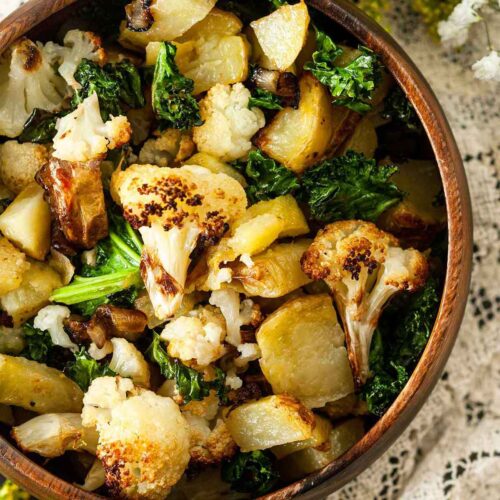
[125,0,154,32]
[251,67,300,109]
[36,158,108,250]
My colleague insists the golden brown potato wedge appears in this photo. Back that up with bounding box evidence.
[185,153,247,186]
[257,295,354,408]
[0,184,51,260]
[250,2,310,71]
[119,0,217,49]
[225,395,314,451]
[378,160,447,248]
[255,73,360,174]
[0,260,63,326]
[0,355,83,413]
[176,8,243,42]
[340,116,378,158]
[0,237,30,296]
[230,239,312,297]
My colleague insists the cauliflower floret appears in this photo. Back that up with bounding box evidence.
[184,413,237,466]
[52,93,131,162]
[302,220,429,386]
[0,141,49,194]
[0,38,66,138]
[82,376,138,430]
[138,129,195,167]
[11,413,98,458]
[97,390,190,499]
[193,83,265,162]
[33,305,77,350]
[45,30,106,88]
[161,306,226,367]
[234,343,261,368]
[108,338,150,388]
[112,163,247,319]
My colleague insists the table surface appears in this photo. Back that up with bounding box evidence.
[1,1,499,499]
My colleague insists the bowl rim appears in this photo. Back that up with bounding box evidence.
[0,1,472,499]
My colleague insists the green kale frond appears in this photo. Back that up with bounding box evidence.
[299,151,403,222]
[66,348,115,391]
[152,42,202,131]
[382,86,423,133]
[249,88,284,111]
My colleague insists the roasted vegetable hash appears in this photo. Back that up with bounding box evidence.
[0,0,447,497]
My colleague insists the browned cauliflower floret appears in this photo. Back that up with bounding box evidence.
[302,220,429,386]
[138,129,195,167]
[111,163,247,319]
[0,141,49,194]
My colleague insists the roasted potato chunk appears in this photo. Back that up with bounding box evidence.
[185,153,247,186]
[0,141,49,194]
[230,239,312,297]
[235,195,309,238]
[0,184,50,260]
[378,160,447,248]
[255,73,360,174]
[340,116,378,158]
[176,7,243,42]
[0,355,83,413]
[119,0,217,48]
[250,2,310,71]
[176,35,250,95]
[36,158,108,250]
[0,237,29,296]
[257,295,354,408]
[277,418,364,481]
[225,395,314,451]
[0,260,62,326]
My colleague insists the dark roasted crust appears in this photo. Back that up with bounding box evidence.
[125,0,154,32]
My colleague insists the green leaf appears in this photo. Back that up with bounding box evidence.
[152,42,202,130]
[19,109,59,143]
[72,59,144,121]
[233,150,299,203]
[146,333,212,404]
[382,86,423,133]
[362,278,441,416]
[213,366,230,405]
[249,88,284,110]
[221,450,279,495]
[66,348,115,391]
[299,151,403,222]
[304,30,382,112]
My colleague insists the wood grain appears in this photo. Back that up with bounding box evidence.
[0,0,473,499]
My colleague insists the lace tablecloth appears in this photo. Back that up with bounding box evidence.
[1,1,499,499]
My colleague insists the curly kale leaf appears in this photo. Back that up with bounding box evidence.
[382,86,423,133]
[19,109,59,143]
[72,59,145,120]
[299,151,403,222]
[304,30,382,113]
[152,42,202,130]
[249,88,284,111]
[20,323,72,370]
[233,150,300,203]
[66,348,115,391]
[362,278,441,416]
[147,334,211,403]
[222,450,279,495]
[51,207,142,316]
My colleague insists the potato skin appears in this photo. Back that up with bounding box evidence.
[0,141,49,194]
[0,355,83,413]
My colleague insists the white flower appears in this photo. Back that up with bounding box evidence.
[472,50,500,81]
[438,0,487,47]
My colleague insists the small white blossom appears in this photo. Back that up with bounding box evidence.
[438,0,487,47]
[472,50,500,81]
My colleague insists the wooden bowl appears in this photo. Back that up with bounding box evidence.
[0,0,473,498]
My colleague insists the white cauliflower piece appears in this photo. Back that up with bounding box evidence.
[82,376,138,430]
[193,83,265,162]
[33,305,77,350]
[112,163,247,319]
[88,341,113,361]
[45,30,106,88]
[161,306,226,367]
[109,338,150,388]
[97,390,190,499]
[52,93,131,162]
[0,38,66,138]
[138,129,195,167]
[225,369,243,390]
[302,220,429,386]
[234,343,261,368]
[0,141,49,194]
[11,413,98,458]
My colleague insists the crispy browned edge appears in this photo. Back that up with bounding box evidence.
[0,0,472,499]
